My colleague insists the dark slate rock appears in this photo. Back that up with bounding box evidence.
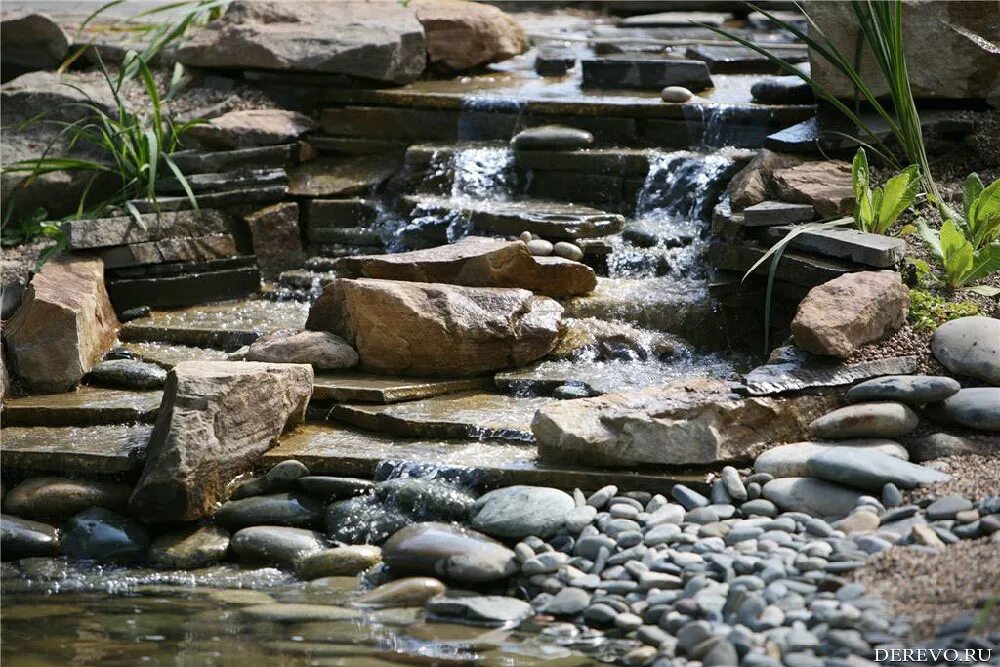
[740,346,918,396]
[60,508,150,564]
[88,359,168,390]
[762,224,907,268]
[581,55,713,92]
[846,375,960,405]
[742,200,814,227]
[297,476,374,500]
[751,75,814,104]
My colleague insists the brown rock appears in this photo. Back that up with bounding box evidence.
[791,271,908,358]
[187,109,317,149]
[245,202,305,278]
[1,12,69,81]
[246,329,358,370]
[128,361,313,522]
[533,378,837,467]
[414,0,528,71]
[2,477,131,519]
[306,278,562,377]
[726,148,805,212]
[335,236,596,297]
[772,160,854,218]
[552,317,675,361]
[4,254,119,393]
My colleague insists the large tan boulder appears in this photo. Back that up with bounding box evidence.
[533,378,837,467]
[414,0,528,71]
[178,0,426,84]
[791,271,909,358]
[128,361,313,522]
[335,236,596,297]
[4,255,119,393]
[805,0,1000,101]
[306,278,562,377]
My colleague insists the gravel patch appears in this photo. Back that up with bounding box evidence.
[906,455,1000,503]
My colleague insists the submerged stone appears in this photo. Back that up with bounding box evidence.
[239,602,362,623]
[148,526,231,569]
[60,508,150,564]
[296,545,383,580]
[382,522,518,584]
[354,576,446,607]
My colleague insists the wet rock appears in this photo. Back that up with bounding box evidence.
[772,159,854,218]
[534,378,835,467]
[129,361,313,522]
[298,476,374,500]
[660,85,694,102]
[582,55,713,92]
[751,76,813,104]
[0,514,60,560]
[791,271,908,358]
[216,492,324,528]
[233,460,310,499]
[931,317,1000,385]
[925,388,1000,432]
[0,12,69,81]
[551,317,675,363]
[246,329,358,370]
[4,255,119,393]
[427,595,533,626]
[296,545,382,579]
[240,602,361,623]
[335,236,596,298]
[846,375,960,405]
[354,576,446,607]
[511,125,594,151]
[414,0,527,71]
[762,478,864,518]
[382,522,518,584]
[88,359,167,390]
[148,526,231,569]
[306,278,562,378]
[3,478,131,519]
[325,495,411,545]
[178,0,427,84]
[60,508,150,564]
[375,477,475,522]
[754,440,908,478]
[809,402,920,439]
[245,202,306,279]
[230,526,328,568]
[553,241,584,262]
[541,587,591,616]
[808,448,948,491]
[188,109,316,149]
[470,486,575,539]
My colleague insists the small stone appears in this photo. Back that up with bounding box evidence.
[354,577,445,607]
[0,514,59,559]
[541,586,590,616]
[230,526,328,568]
[382,522,518,584]
[246,330,358,370]
[553,241,584,262]
[671,485,709,510]
[296,545,382,579]
[882,483,902,508]
[586,485,618,509]
[926,495,974,520]
[835,510,880,534]
[660,85,694,103]
[470,486,575,539]
[215,493,324,528]
[148,526,230,569]
[741,499,778,518]
[721,466,748,503]
[622,646,658,666]
[427,595,533,626]
[912,524,945,548]
[511,125,594,151]
[526,239,554,256]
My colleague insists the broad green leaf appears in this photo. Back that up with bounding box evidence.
[852,147,870,203]
[963,173,984,223]
[877,168,919,231]
[969,178,1000,248]
[940,220,974,286]
[858,190,876,232]
[963,243,1000,285]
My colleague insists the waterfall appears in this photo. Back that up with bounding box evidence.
[685,104,774,149]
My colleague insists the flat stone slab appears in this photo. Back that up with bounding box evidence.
[405,195,625,241]
[581,55,713,92]
[684,44,807,74]
[107,266,262,311]
[0,425,152,476]
[98,234,239,269]
[60,209,237,249]
[287,155,400,197]
[763,224,906,268]
[169,145,298,174]
[707,241,856,288]
[328,392,554,441]
[263,423,703,495]
[119,341,233,368]
[313,372,492,403]
[742,200,814,227]
[741,346,919,396]
[128,186,288,214]
[3,387,162,427]
[155,168,288,195]
[120,300,309,350]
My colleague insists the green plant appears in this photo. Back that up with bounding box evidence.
[0,205,69,269]
[954,173,1000,250]
[700,1,940,205]
[908,288,980,330]
[851,147,919,234]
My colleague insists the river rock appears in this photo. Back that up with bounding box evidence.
[230,526,328,568]
[148,526,231,569]
[846,375,960,405]
[4,254,119,393]
[354,576,446,607]
[298,476,374,500]
[246,330,359,370]
[469,486,575,539]
[240,603,361,623]
[1,12,69,81]
[806,448,949,491]
[335,236,597,298]
[88,359,168,390]
[791,271,908,358]
[382,522,518,584]
[553,241,584,262]
[128,361,313,522]
[660,85,694,102]
[216,492,324,528]
[296,545,382,579]
[325,496,410,545]
[3,478,131,519]
[511,125,594,151]
[306,278,562,377]
[762,478,864,518]
[754,440,908,478]
[375,477,475,522]
[0,514,60,560]
[925,388,1000,432]
[414,0,527,71]
[751,76,813,104]
[187,109,317,149]
[60,508,150,564]
[931,316,1000,385]
[810,402,920,439]
[427,595,533,625]
[533,378,835,467]
[178,0,426,84]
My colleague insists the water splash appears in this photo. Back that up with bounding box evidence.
[686,104,773,149]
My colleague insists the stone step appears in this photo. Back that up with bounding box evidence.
[61,209,239,250]
[304,198,378,230]
[0,424,153,476]
[169,144,299,174]
[155,168,288,196]
[325,391,554,442]
[107,265,262,312]
[313,373,493,404]
[403,195,625,241]
[120,299,309,350]
[762,224,907,269]
[3,387,162,427]
[742,201,815,227]
[287,154,401,198]
[740,346,920,396]
[305,136,411,155]
[99,233,241,269]
[405,142,652,178]
[262,423,705,495]
[684,44,808,74]
[707,240,858,288]
[127,185,288,213]
[581,55,713,92]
